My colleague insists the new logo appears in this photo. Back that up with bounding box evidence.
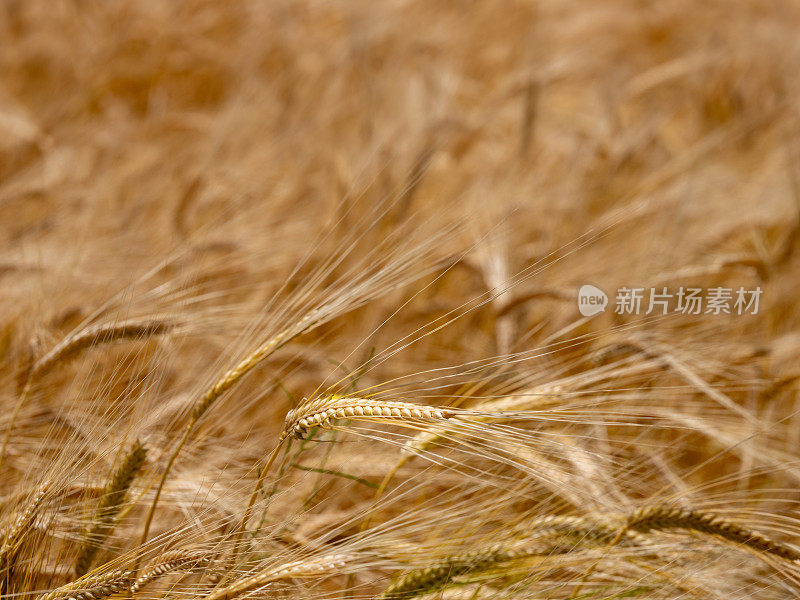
[577,284,608,317]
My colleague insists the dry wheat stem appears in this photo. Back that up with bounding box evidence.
[225,443,284,579]
[75,439,148,576]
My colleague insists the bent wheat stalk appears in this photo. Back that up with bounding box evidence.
[26,319,174,386]
[379,514,644,600]
[75,439,148,576]
[573,504,800,600]
[137,307,328,557]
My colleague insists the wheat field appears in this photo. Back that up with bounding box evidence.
[2,1,800,599]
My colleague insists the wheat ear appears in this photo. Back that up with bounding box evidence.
[204,553,351,600]
[0,482,50,590]
[280,397,456,441]
[74,440,148,576]
[569,505,800,600]
[0,318,172,473]
[627,504,800,564]
[36,570,132,600]
[131,549,209,593]
[27,319,174,385]
[379,540,571,600]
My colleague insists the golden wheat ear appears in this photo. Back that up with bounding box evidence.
[74,439,148,577]
[626,504,800,565]
[280,396,457,441]
[131,549,210,593]
[378,542,566,600]
[36,570,132,600]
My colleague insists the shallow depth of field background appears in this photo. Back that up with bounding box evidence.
[2,1,800,597]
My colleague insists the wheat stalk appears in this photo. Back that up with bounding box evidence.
[27,319,174,385]
[379,540,571,599]
[377,513,645,600]
[74,439,148,576]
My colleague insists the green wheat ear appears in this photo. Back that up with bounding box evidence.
[74,439,148,577]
